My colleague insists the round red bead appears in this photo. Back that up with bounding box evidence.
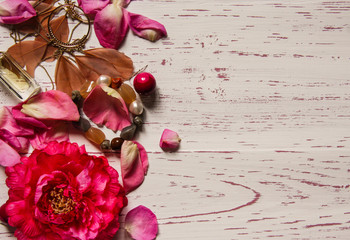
[133,72,156,95]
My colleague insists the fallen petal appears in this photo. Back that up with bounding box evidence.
[94,3,129,49]
[120,140,147,193]
[0,139,21,167]
[133,141,148,175]
[21,90,80,121]
[126,11,167,42]
[159,129,181,151]
[83,85,131,131]
[0,107,33,136]
[77,0,109,18]
[29,122,70,150]
[0,0,36,24]
[125,205,158,240]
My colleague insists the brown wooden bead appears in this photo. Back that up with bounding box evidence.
[116,83,136,105]
[111,137,124,150]
[85,127,105,145]
[80,81,96,98]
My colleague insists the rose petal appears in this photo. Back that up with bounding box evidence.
[21,90,79,121]
[12,104,48,130]
[125,205,158,240]
[77,0,109,18]
[0,0,36,24]
[29,122,70,150]
[0,139,21,167]
[0,107,34,136]
[94,3,129,49]
[126,11,167,42]
[83,85,131,131]
[159,129,181,151]
[120,140,148,193]
[133,141,148,175]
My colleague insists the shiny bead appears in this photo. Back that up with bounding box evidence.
[96,75,112,87]
[120,124,137,140]
[116,83,136,105]
[73,117,91,132]
[133,72,156,95]
[111,137,124,150]
[85,127,105,145]
[133,115,143,127]
[100,140,111,150]
[80,81,96,98]
[129,99,144,115]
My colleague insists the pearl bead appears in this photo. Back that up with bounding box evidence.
[96,75,112,86]
[129,99,144,115]
[133,72,156,95]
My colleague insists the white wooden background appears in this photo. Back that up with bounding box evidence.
[0,0,350,239]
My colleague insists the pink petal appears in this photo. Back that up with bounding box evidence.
[0,129,23,151]
[126,11,167,42]
[0,107,34,136]
[120,140,148,193]
[94,3,129,49]
[29,122,70,150]
[125,205,158,240]
[159,129,181,151]
[133,141,148,175]
[0,0,36,24]
[0,139,21,167]
[21,90,79,121]
[77,0,109,18]
[83,85,131,131]
[11,105,48,130]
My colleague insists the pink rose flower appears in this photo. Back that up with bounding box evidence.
[0,141,128,240]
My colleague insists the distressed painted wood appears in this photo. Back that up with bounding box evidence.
[0,0,349,239]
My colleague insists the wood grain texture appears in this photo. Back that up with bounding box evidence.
[0,0,349,239]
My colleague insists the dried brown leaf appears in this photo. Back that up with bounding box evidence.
[55,56,86,96]
[7,40,47,77]
[75,48,134,82]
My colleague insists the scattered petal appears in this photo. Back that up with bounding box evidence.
[0,0,36,24]
[126,11,167,42]
[77,0,110,18]
[83,85,131,131]
[0,139,21,167]
[120,140,148,193]
[21,90,80,121]
[29,121,70,150]
[0,107,33,136]
[94,3,129,49]
[125,205,158,240]
[159,129,181,151]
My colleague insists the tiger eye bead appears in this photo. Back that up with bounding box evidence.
[116,83,136,105]
[85,127,106,145]
[80,81,96,98]
[111,137,124,150]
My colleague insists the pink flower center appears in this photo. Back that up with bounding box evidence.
[49,187,76,215]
